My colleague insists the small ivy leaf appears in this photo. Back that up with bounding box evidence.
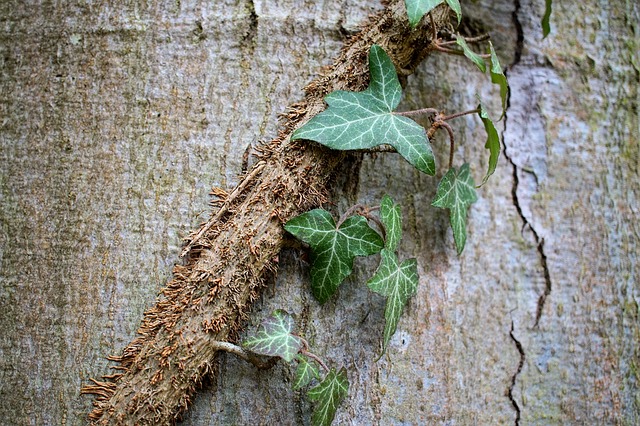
[380,195,402,252]
[243,310,302,363]
[307,368,349,426]
[293,356,320,390]
[367,249,418,351]
[445,0,462,24]
[405,0,443,28]
[455,35,487,73]
[431,164,478,254]
[292,45,436,175]
[284,209,384,304]
[478,101,500,185]
[542,0,552,38]
[488,42,508,119]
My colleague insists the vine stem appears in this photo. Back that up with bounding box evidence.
[298,335,311,349]
[432,45,465,55]
[395,107,481,170]
[441,122,456,170]
[442,108,480,121]
[432,44,491,59]
[300,349,330,373]
[180,160,266,257]
[395,108,439,118]
[297,336,330,372]
[336,204,366,228]
[335,204,386,240]
[439,34,491,46]
[395,108,478,121]
[366,212,386,241]
[210,341,278,370]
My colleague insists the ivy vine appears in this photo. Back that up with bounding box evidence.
[213,2,514,424]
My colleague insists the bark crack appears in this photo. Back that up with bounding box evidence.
[502,2,525,425]
[502,0,551,328]
[508,320,525,426]
[503,146,552,327]
[533,238,551,326]
[244,0,259,46]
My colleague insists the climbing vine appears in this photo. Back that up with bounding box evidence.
[221,3,509,425]
[80,1,534,424]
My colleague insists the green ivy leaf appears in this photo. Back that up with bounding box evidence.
[293,356,320,390]
[456,35,486,73]
[488,42,508,118]
[292,45,435,175]
[367,249,418,351]
[307,368,349,426]
[478,101,500,185]
[243,310,302,363]
[405,0,443,28]
[445,0,462,24]
[431,164,478,254]
[380,195,402,252]
[542,0,552,38]
[284,209,384,303]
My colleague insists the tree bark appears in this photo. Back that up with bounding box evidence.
[76,2,456,423]
[0,0,638,425]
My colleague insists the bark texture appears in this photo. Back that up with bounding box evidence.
[78,2,454,423]
[0,0,638,425]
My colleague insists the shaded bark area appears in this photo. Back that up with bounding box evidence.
[0,0,638,425]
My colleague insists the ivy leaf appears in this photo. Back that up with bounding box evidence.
[478,101,500,185]
[380,195,402,252]
[292,45,435,176]
[488,42,508,118]
[445,0,462,24]
[431,164,478,254]
[284,209,384,303]
[307,368,349,426]
[456,35,486,73]
[542,0,552,38]
[405,0,443,28]
[367,249,418,351]
[293,356,320,390]
[243,310,302,363]
[370,196,417,352]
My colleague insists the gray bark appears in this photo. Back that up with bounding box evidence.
[0,0,638,425]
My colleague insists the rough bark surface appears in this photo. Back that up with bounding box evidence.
[77,1,454,423]
[0,0,638,425]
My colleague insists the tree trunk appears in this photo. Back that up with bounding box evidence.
[0,0,638,425]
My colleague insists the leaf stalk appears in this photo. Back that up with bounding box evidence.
[300,349,331,373]
[210,341,278,370]
[439,34,491,46]
[442,108,480,121]
[440,122,456,170]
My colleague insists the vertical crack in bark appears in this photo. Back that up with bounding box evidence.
[502,0,551,328]
[244,0,259,45]
[501,2,524,425]
[511,0,523,65]
[533,238,551,326]
[503,148,552,327]
[508,320,525,426]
